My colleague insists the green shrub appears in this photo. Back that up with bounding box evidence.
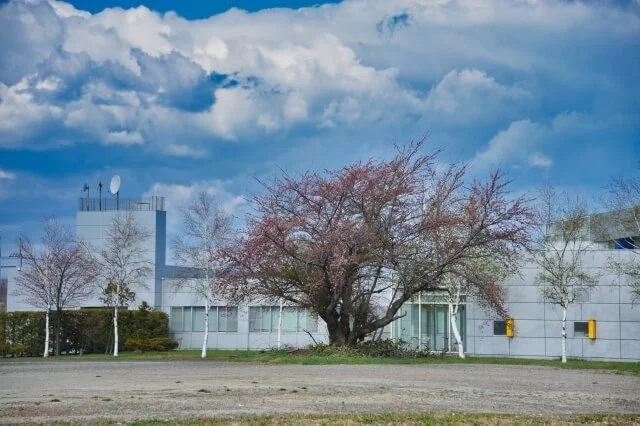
[125,337,178,352]
[307,339,432,358]
[0,306,170,357]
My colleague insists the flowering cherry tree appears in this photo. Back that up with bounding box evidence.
[223,142,534,346]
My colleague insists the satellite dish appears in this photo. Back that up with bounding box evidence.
[109,175,121,195]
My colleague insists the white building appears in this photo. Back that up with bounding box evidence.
[4,195,639,360]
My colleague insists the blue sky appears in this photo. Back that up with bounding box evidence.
[0,0,639,257]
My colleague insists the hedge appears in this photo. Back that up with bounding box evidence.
[0,305,170,357]
[124,337,179,352]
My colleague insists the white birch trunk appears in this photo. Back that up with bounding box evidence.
[43,308,50,358]
[277,302,283,350]
[202,300,210,359]
[449,304,465,359]
[561,305,567,363]
[448,281,465,358]
[113,304,119,357]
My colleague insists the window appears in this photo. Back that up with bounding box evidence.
[298,308,318,333]
[612,237,639,249]
[249,306,318,333]
[170,306,238,332]
[170,307,184,332]
[249,306,271,332]
[218,306,238,332]
[192,307,205,332]
[493,320,507,336]
[574,321,588,338]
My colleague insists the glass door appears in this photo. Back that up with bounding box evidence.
[434,305,448,351]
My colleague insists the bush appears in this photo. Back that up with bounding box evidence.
[124,337,178,352]
[307,339,432,358]
[0,307,170,357]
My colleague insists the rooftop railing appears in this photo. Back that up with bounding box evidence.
[78,196,165,212]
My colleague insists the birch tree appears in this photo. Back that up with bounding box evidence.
[14,219,97,356]
[439,262,508,358]
[531,187,598,363]
[96,211,152,357]
[172,192,232,358]
[222,142,534,346]
[601,174,640,301]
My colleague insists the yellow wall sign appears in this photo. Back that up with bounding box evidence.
[506,318,515,337]
[588,319,597,339]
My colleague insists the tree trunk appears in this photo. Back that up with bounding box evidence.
[449,304,465,359]
[561,305,567,363]
[54,310,62,356]
[113,305,119,357]
[201,301,210,359]
[325,315,349,346]
[43,308,50,358]
[277,302,283,350]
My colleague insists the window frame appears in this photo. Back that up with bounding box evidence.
[493,320,507,336]
[574,321,589,338]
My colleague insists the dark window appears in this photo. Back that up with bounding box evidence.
[574,321,588,338]
[493,320,506,336]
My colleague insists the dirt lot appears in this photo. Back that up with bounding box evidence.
[0,361,638,424]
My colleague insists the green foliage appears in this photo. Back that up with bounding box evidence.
[0,307,170,357]
[101,282,136,308]
[124,337,179,352]
[0,311,45,357]
[307,339,432,358]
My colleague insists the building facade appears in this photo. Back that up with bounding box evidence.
[5,195,639,361]
[393,251,639,361]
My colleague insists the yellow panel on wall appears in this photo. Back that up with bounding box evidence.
[588,319,597,339]
[506,318,514,337]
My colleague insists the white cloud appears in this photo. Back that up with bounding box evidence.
[34,76,63,91]
[164,144,207,158]
[104,130,144,145]
[472,119,546,170]
[425,68,530,121]
[0,168,16,180]
[0,0,637,157]
[0,80,64,147]
[529,153,553,168]
[471,110,638,172]
[142,180,247,249]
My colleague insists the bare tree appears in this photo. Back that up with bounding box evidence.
[222,142,534,346]
[172,192,232,358]
[439,260,508,358]
[14,219,97,357]
[531,186,598,363]
[601,174,640,301]
[96,211,152,357]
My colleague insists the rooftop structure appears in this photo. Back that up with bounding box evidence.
[78,196,165,213]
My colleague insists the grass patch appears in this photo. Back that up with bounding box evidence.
[53,413,640,425]
[2,349,638,375]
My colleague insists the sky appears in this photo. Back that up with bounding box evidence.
[0,0,639,258]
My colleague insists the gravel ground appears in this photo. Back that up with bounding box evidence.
[0,361,639,424]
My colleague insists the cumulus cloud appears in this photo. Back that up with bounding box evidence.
[0,0,636,157]
[424,68,531,122]
[143,180,247,231]
[471,110,640,172]
[529,153,553,169]
[472,119,546,170]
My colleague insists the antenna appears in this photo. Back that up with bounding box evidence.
[110,175,121,210]
[98,181,103,211]
[82,183,90,210]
